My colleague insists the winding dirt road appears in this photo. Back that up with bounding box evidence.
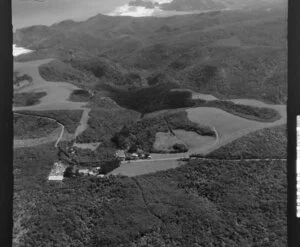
[13,59,91,149]
[13,112,65,149]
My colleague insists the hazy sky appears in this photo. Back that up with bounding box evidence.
[12,0,184,30]
[12,0,284,30]
[12,0,129,29]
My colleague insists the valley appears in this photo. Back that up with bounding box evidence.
[12,3,287,246]
[13,54,286,176]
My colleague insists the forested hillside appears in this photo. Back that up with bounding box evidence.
[14,6,287,104]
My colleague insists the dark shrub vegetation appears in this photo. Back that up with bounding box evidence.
[193,99,281,122]
[106,82,195,114]
[77,107,139,143]
[69,89,91,102]
[14,113,58,139]
[194,125,287,160]
[14,92,47,107]
[13,72,32,84]
[101,159,121,174]
[14,149,286,247]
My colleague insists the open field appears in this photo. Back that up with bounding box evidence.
[186,104,285,155]
[153,132,187,153]
[110,159,187,177]
[173,129,216,153]
[13,59,87,112]
[12,6,287,246]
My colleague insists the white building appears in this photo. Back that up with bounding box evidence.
[48,175,64,181]
[48,161,67,181]
[78,169,90,175]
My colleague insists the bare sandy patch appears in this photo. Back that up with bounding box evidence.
[73,142,101,151]
[153,132,186,152]
[74,108,91,138]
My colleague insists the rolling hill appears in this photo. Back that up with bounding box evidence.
[14,4,286,104]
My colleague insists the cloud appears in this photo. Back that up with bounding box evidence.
[109,4,163,17]
[108,0,218,18]
[13,44,33,57]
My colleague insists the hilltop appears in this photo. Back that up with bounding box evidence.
[14,4,286,103]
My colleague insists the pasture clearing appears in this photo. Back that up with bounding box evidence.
[13,59,87,112]
[186,105,285,155]
[110,159,187,177]
[173,129,216,153]
[153,132,187,153]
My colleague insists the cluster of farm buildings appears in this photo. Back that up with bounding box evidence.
[48,161,105,181]
[115,149,151,161]
[48,147,151,181]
